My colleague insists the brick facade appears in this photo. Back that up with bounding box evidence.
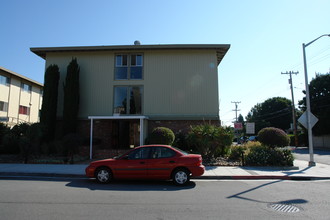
[63,119,220,159]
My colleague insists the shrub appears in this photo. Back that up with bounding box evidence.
[245,145,293,166]
[187,124,233,159]
[173,131,191,152]
[1,123,31,154]
[258,127,290,148]
[229,145,247,160]
[147,127,175,145]
[62,133,82,163]
[298,133,308,147]
[0,123,10,153]
[2,132,20,154]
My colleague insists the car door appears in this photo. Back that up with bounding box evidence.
[147,146,178,179]
[113,147,151,179]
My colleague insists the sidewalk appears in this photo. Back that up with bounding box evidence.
[203,160,330,180]
[0,159,329,180]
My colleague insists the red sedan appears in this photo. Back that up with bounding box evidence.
[85,145,205,185]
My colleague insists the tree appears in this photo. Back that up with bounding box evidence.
[238,114,244,124]
[299,73,330,135]
[246,97,292,133]
[63,58,80,135]
[40,64,60,142]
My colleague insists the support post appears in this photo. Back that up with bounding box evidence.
[89,118,93,160]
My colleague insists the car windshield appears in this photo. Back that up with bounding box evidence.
[113,150,130,159]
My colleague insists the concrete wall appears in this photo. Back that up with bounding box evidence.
[314,135,330,148]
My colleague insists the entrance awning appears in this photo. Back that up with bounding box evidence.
[88,116,149,159]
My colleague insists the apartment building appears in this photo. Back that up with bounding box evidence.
[31,43,230,154]
[0,66,43,127]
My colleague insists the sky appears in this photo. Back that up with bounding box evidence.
[1,0,330,126]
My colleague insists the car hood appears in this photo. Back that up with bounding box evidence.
[90,158,116,165]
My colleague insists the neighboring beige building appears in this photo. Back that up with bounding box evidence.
[0,66,43,127]
[31,43,230,154]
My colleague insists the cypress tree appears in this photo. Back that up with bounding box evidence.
[63,58,80,135]
[40,64,60,142]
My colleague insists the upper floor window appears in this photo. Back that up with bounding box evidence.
[115,54,143,80]
[19,105,30,115]
[0,101,8,112]
[21,83,32,93]
[0,75,10,86]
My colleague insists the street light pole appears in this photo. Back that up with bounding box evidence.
[302,34,330,166]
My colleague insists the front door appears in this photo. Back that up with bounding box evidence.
[112,120,140,149]
[113,147,151,179]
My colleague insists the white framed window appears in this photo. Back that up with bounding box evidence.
[21,83,32,93]
[115,54,143,80]
[0,75,10,86]
[0,101,8,112]
[19,105,30,115]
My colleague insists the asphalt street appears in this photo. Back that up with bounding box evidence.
[293,147,330,165]
[0,177,329,220]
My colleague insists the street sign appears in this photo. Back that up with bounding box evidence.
[298,111,318,129]
[246,122,255,134]
[234,123,243,130]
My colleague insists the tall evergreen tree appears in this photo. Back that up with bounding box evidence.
[40,64,60,142]
[63,58,80,135]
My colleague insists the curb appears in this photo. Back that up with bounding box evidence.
[195,175,330,181]
[0,172,86,178]
[1,172,329,181]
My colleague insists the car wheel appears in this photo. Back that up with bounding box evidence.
[172,168,190,185]
[95,167,112,183]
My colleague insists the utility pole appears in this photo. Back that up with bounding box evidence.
[281,71,299,147]
[231,101,241,122]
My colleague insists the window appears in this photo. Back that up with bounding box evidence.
[115,54,143,80]
[0,101,8,112]
[128,147,151,160]
[19,105,30,115]
[114,86,142,115]
[21,83,32,93]
[152,147,176,159]
[0,75,10,86]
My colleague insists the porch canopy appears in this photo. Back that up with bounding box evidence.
[88,115,149,159]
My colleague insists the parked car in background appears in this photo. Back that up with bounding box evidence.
[85,145,205,185]
[248,136,258,142]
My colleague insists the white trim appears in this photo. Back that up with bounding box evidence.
[89,118,93,159]
[88,116,148,120]
[88,115,148,159]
